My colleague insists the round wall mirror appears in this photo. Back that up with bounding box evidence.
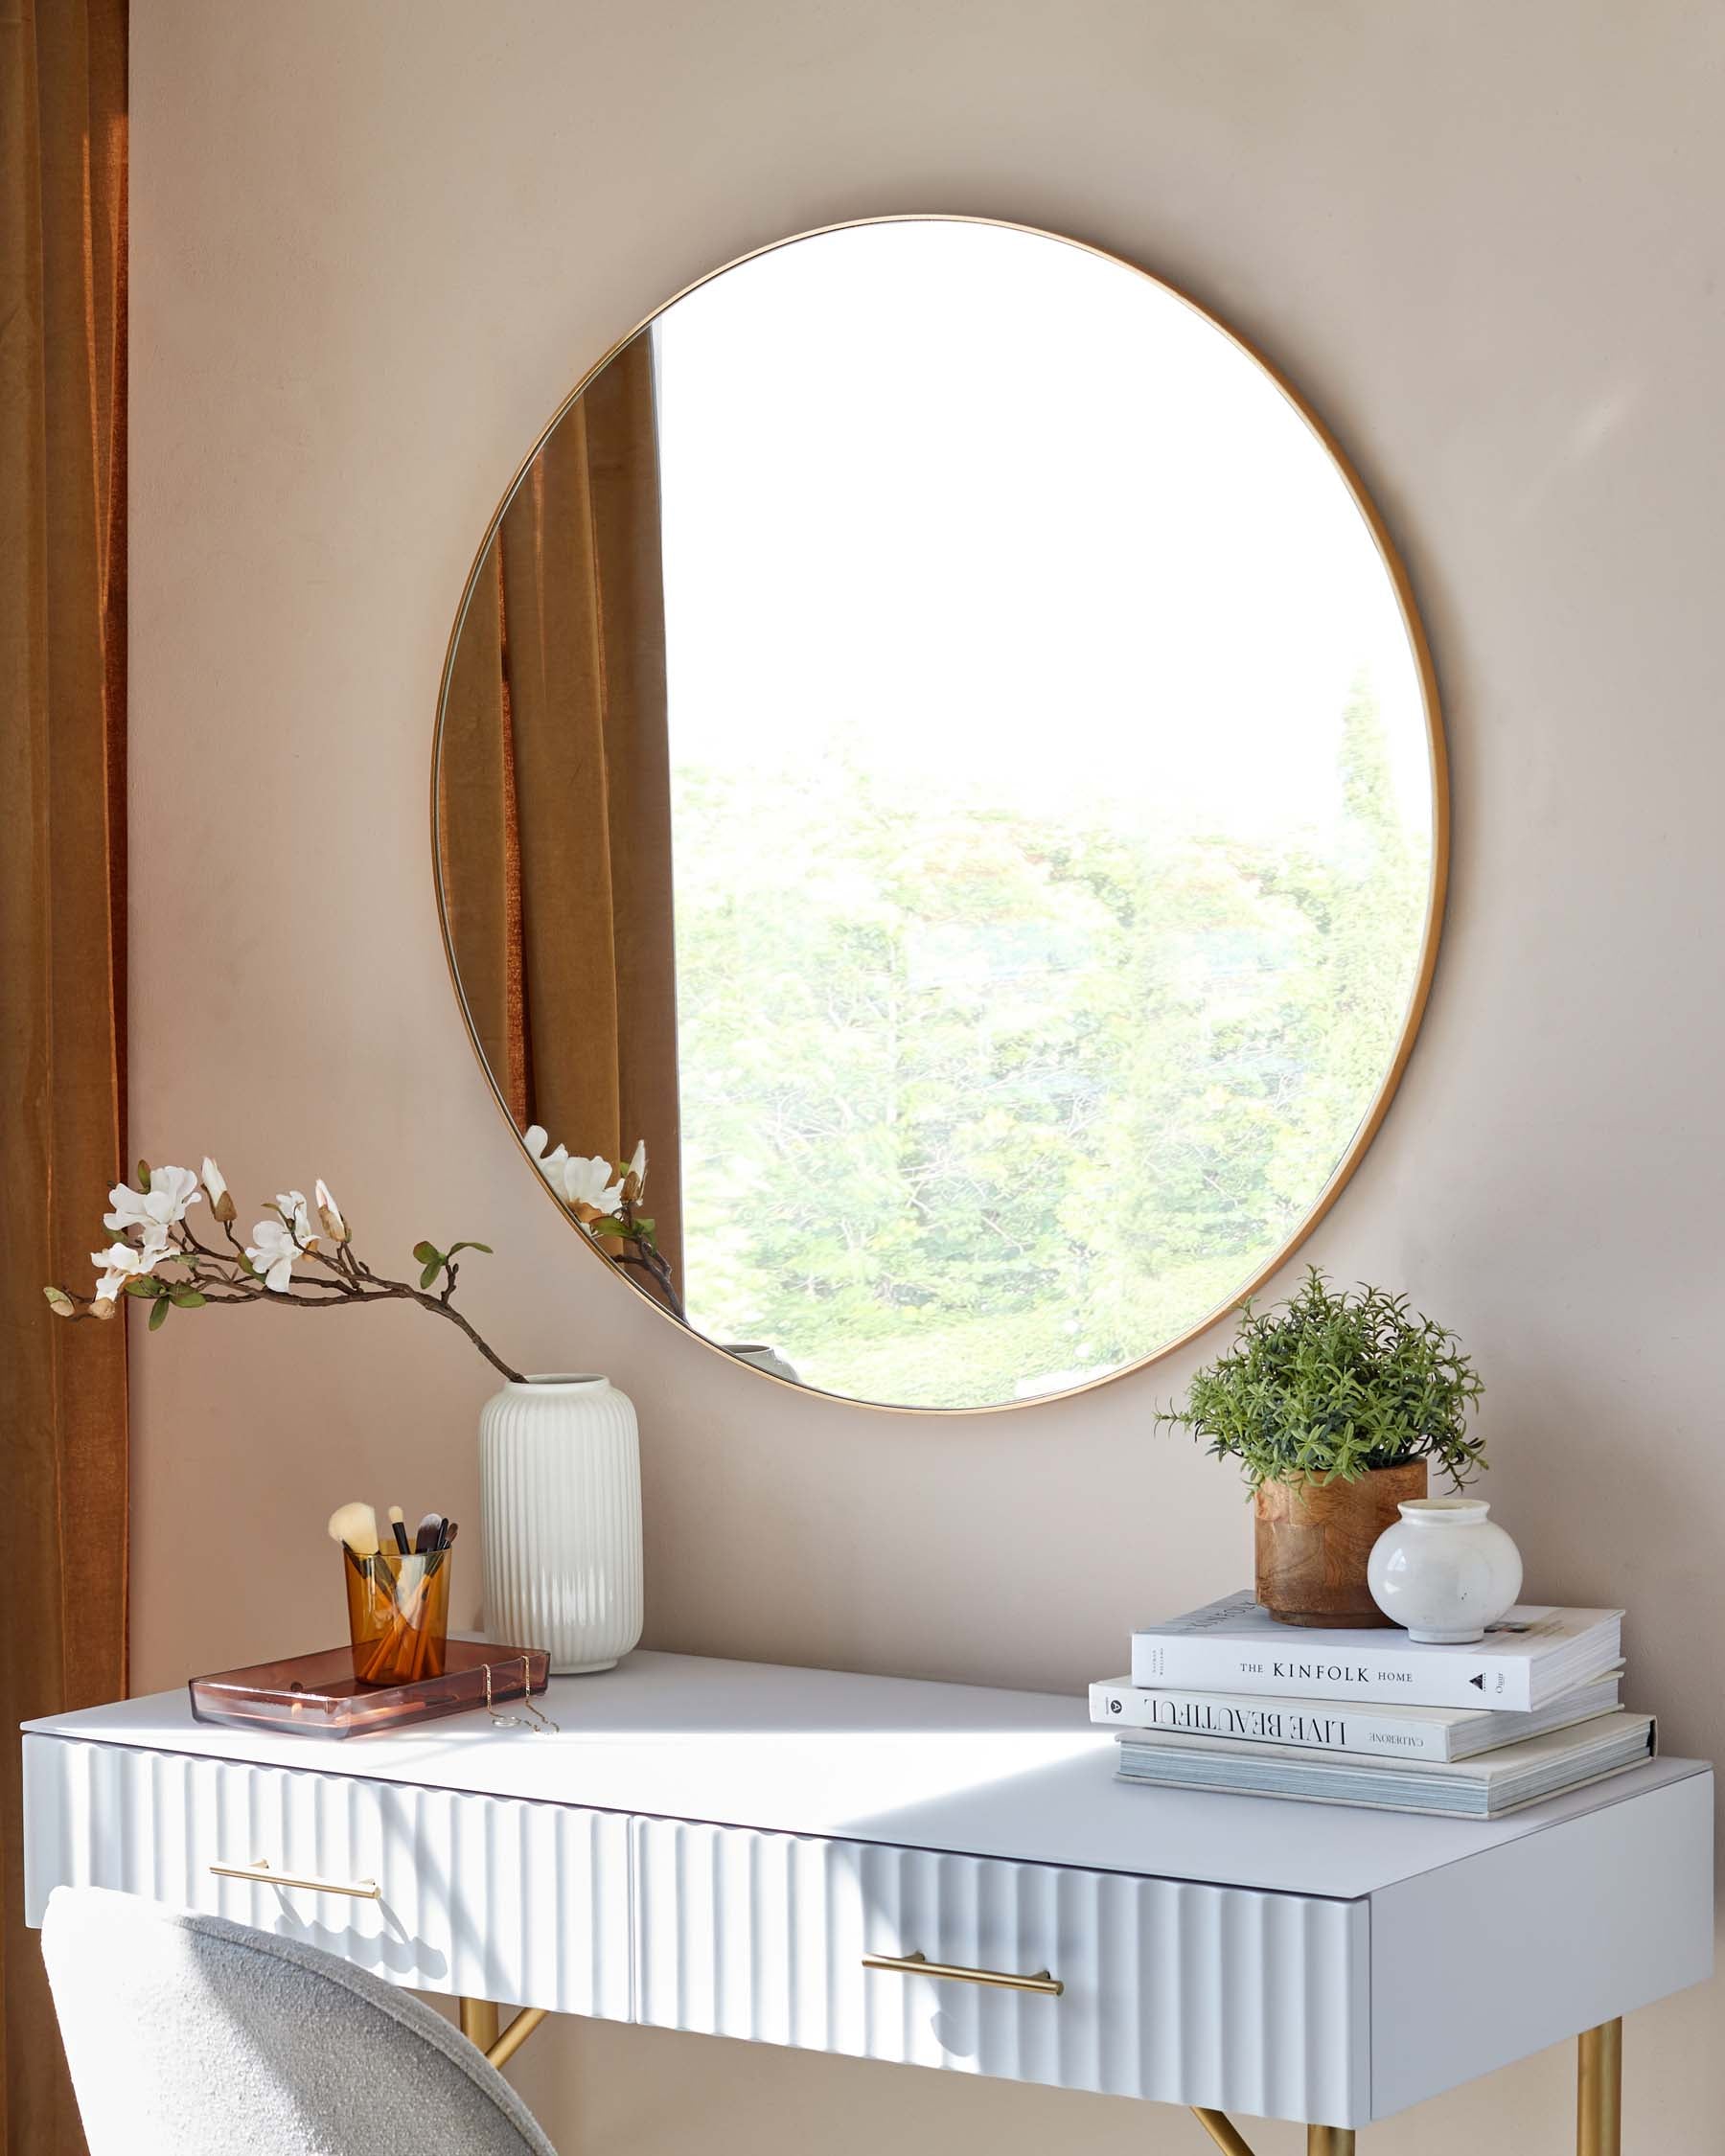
[434,217,1446,1413]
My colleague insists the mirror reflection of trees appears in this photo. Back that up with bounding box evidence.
[673,680,1427,1409]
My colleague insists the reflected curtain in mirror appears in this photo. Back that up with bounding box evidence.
[1,0,129,2148]
[438,336,681,1284]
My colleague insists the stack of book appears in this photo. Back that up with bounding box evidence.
[1092,1591,1650,1818]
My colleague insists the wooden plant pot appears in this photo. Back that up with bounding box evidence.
[1254,1459,1428,1627]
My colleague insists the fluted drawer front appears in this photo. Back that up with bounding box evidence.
[632,1817,1367,2124]
[22,1736,631,2021]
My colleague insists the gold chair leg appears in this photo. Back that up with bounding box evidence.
[1577,2019,1622,2156]
[1307,2131,1356,2155]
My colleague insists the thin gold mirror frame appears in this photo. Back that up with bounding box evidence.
[431,213,1450,1419]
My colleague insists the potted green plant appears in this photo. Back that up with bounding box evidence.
[1156,1269,1485,1627]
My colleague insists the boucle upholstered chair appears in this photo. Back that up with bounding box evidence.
[41,1885,557,2156]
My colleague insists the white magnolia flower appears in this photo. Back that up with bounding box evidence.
[246,1218,300,1293]
[275,1190,319,1250]
[104,1163,202,1236]
[561,1153,624,1222]
[522,1125,569,1187]
[91,1235,168,1304]
[314,1178,348,1240]
[201,1155,237,1223]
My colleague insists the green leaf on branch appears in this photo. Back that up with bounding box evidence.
[419,1259,443,1290]
[236,1252,258,1276]
[412,1241,441,1266]
[169,1288,207,1309]
[589,1216,629,1238]
[136,1160,151,1190]
[124,1276,160,1297]
[148,1296,170,1331]
[43,1287,76,1316]
[446,1241,493,1258]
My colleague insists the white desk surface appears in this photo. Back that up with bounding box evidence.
[24,1648,1706,1903]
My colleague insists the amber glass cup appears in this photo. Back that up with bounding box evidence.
[343,1548,451,1686]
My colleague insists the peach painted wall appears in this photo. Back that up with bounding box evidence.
[129,5,1724,2150]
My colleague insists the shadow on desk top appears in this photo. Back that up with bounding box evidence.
[23,1648,1711,1903]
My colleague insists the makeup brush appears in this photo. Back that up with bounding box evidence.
[407,1520,458,1682]
[330,1500,398,1650]
[366,1511,441,1680]
[327,1502,380,1558]
[376,1511,451,1684]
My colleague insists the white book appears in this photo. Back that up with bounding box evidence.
[1090,1666,1624,1761]
[1115,1711,1656,1819]
[1130,1591,1623,1710]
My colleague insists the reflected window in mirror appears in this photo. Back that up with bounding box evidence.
[436,218,1444,1413]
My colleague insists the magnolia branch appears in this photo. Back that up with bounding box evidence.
[608,1234,689,1323]
[47,1135,686,1380]
[44,1164,525,1384]
[524,1131,690,1325]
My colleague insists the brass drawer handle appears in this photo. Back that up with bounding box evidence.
[210,1857,380,1901]
[862,1950,1063,1996]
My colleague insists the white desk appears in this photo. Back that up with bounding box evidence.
[22,1650,1713,2148]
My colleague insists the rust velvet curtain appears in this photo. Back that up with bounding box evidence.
[0,2,129,2150]
[439,333,682,1287]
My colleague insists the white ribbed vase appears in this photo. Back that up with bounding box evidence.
[479,1375,643,1674]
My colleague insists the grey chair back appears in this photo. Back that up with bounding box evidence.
[41,1884,558,2156]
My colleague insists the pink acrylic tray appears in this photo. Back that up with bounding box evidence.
[188,1638,551,1739]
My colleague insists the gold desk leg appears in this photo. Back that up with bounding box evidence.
[459,1997,500,2051]
[1577,2019,1622,2156]
[487,2007,550,2071]
[1191,2108,1259,2156]
[459,1997,550,2072]
[1190,2106,1353,2156]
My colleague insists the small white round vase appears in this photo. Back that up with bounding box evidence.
[1368,1497,1524,1643]
[479,1374,643,1674]
[724,1342,799,1383]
